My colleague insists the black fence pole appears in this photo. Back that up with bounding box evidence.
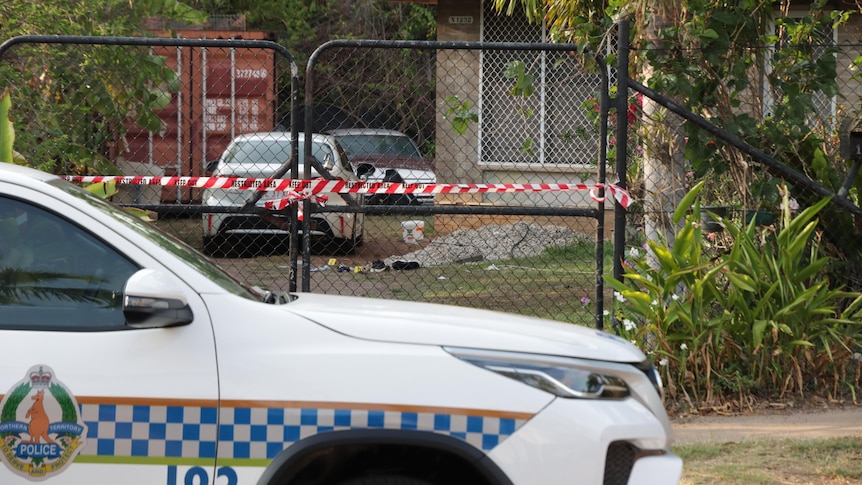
[612,21,631,333]
[595,53,611,330]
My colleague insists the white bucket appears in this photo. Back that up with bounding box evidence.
[401,220,425,244]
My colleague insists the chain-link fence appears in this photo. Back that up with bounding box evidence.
[1,35,613,328]
[6,23,862,330]
[617,32,862,291]
[608,19,862,406]
[299,40,610,328]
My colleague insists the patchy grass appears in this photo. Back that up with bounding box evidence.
[152,213,610,325]
[676,437,862,484]
[399,242,600,319]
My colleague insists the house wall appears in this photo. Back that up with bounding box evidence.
[435,0,483,206]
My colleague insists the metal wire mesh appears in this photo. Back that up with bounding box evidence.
[623,39,862,290]
[304,41,607,326]
[2,36,609,328]
[8,21,862,328]
[481,1,601,168]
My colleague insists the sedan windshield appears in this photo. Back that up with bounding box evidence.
[333,135,422,160]
[225,140,335,169]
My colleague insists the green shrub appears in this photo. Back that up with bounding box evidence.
[606,181,862,410]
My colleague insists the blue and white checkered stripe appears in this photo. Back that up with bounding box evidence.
[80,404,219,458]
[79,403,529,460]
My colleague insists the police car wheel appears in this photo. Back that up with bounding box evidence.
[336,476,433,485]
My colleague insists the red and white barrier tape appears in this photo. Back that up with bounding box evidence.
[64,176,631,208]
[261,192,328,211]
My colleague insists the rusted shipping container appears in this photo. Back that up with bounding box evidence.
[114,29,278,205]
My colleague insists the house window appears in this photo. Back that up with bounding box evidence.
[480,1,601,168]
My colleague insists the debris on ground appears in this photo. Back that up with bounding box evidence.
[385,221,591,268]
[392,261,420,270]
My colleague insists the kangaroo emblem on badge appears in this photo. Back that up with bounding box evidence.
[0,365,87,480]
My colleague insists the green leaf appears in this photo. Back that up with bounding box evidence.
[0,89,13,164]
[699,28,720,40]
[602,274,629,292]
[451,119,468,135]
[443,96,477,135]
[785,197,830,234]
[712,11,739,25]
[146,55,168,67]
[811,148,828,173]
[793,257,828,282]
[788,339,814,347]
[122,207,157,221]
[615,289,653,316]
[622,273,663,294]
[650,244,678,272]
[725,272,756,292]
[752,319,768,349]
[504,60,536,98]
[85,181,118,199]
[149,90,173,110]
[673,180,705,225]
[136,111,163,133]
[672,221,698,262]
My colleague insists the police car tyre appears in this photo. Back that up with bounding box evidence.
[336,476,433,485]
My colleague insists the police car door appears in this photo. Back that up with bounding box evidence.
[0,186,220,484]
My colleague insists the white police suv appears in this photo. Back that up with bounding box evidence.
[0,163,682,485]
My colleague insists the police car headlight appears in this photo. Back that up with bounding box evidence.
[445,347,630,399]
[636,359,665,401]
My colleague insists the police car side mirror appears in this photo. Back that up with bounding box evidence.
[123,269,193,328]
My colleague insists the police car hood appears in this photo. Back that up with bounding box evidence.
[285,293,645,363]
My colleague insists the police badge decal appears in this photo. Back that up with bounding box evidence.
[0,365,88,480]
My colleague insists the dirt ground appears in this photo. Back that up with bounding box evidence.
[211,232,434,296]
[671,405,862,445]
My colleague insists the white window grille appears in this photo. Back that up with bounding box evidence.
[480,1,601,168]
